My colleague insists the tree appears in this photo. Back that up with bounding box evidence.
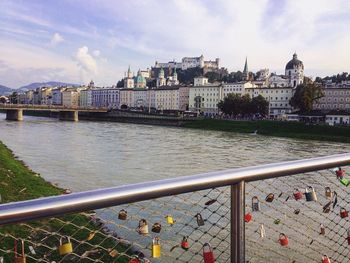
[290,80,324,112]
[251,95,269,116]
[116,79,124,88]
[218,93,241,116]
[204,71,221,82]
[8,92,18,104]
[177,67,203,84]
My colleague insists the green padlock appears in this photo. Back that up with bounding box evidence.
[340,178,349,186]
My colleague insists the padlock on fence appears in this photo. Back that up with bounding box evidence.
[265,193,274,202]
[322,255,331,263]
[128,256,141,263]
[336,167,344,179]
[118,209,127,220]
[152,237,161,258]
[278,233,289,247]
[340,208,349,218]
[320,224,325,235]
[138,219,149,235]
[305,186,317,201]
[252,196,260,211]
[195,213,205,226]
[151,222,162,233]
[14,239,26,263]
[259,224,266,238]
[203,243,215,263]
[325,187,332,199]
[346,231,350,245]
[293,188,303,200]
[340,177,349,186]
[181,236,190,250]
[165,215,175,225]
[244,213,252,223]
[58,236,73,256]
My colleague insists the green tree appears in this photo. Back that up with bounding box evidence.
[177,67,203,84]
[204,72,221,82]
[116,79,124,88]
[218,93,242,116]
[251,95,269,116]
[8,92,18,104]
[290,79,324,112]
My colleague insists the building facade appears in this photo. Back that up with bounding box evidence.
[285,53,304,87]
[314,81,350,111]
[62,88,80,107]
[80,88,93,107]
[91,87,119,108]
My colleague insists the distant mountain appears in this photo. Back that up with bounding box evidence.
[18,81,79,92]
[0,85,13,96]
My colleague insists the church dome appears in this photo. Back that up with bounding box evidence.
[285,53,304,70]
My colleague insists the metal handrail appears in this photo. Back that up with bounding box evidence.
[1,153,350,226]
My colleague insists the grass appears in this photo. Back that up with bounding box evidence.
[183,119,350,143]
[0,141,131,262]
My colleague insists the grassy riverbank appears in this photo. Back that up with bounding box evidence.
[0,141,131,262]
[183,119,350,143]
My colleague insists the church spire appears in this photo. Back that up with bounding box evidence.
[243,57,249,80]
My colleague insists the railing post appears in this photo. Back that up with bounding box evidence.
[231,181,245,263]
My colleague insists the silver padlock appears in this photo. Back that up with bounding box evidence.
[305,186,317,202]
[252,196,260,212]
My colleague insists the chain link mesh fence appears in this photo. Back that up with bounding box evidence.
[0,166,349,262]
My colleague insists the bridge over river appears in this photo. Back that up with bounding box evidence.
[0,104,108,121]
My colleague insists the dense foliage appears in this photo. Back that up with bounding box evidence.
[218,94,268,116]
[315,72,350,84]
[289,78,324,112]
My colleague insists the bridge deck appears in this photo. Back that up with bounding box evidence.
[0,104,108,112]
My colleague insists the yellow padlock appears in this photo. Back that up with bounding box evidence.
[165,215,174,225]
[14,239,26,263]
[58,236,73,255]
[152,237,161,258]
[87,231,96,241]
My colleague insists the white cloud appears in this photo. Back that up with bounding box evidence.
[93,50,100,57]
[75,46,97,73]
[50,33,64,46]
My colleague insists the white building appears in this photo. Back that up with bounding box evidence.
[124,66,135,89]
[325,111,350,125]
[194,77,209,86]
[189,84,222,115]
[222,82,254,97]
[155,86,180,111]
[92,87,120,108]
[133,89,149,108]
[314,82,350,111]
[80,88,93,107]
[285,53,304,87]
[62,88,80,107]
[245,86,294,116]
[268,74,290,88]
[119,88,134,108]
[154,60,182,69]
[52,87,66,105]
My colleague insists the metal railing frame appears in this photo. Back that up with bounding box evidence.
[1,153,350,262]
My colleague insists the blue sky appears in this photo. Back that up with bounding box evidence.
[0,0,349,88]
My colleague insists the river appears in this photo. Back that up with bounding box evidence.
[0,114,348,191]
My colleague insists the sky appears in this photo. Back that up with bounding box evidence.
[0,0,350,88]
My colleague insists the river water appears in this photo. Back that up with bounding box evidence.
[0,113,349,191]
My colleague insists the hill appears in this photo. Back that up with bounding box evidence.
[18,81,78,92]
[0,85,13,96]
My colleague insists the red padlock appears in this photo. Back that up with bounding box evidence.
[244,213,252,223]
[181,236,189,250]
[340,208,349,218]
[203,243,215,263]
[322,255,331,263]
[278,233,288,246]
[293,188,303,200]
[336,168,344,179]
[128,258,141,263]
